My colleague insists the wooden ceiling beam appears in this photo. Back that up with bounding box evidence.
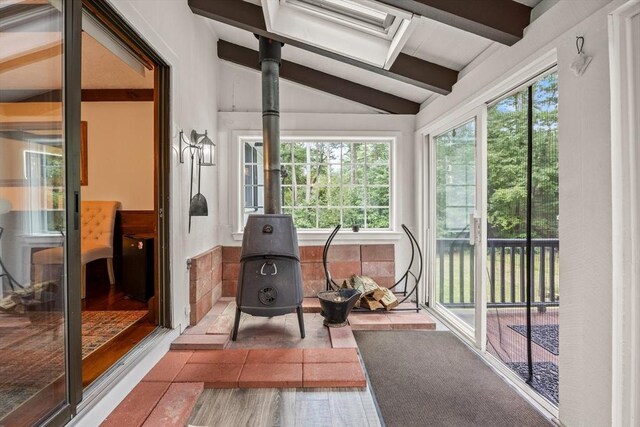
[189,0,458,94]
[218,40,420,115]
[377,0,532,46]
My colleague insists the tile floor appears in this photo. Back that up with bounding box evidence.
[102,298,438,426]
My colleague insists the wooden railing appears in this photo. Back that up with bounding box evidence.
[435,238,559,308]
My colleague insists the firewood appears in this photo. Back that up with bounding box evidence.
[351,275,379,296]
[341,280,353,289]
[361,296,384,311]
[380,288,399,310]
[371,287,386,301]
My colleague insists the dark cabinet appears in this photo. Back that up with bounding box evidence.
[122,234,154,301]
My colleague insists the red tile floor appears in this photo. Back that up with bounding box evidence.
[101,298,436,426]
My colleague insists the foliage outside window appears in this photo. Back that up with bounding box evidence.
[243,139,391,230]
[487,72,558,239]
[25,151,64,234]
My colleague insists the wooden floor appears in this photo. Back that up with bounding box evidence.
[187,387,382,427]
[82,275,155,386]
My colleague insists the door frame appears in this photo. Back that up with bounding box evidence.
[80,0,172,328]
[424,105,487,349]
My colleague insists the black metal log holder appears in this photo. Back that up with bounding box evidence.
[322,224,423,313]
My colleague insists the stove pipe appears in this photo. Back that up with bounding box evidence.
[259,37,282,215]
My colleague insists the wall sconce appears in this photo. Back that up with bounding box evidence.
[179,129,216,166]
[179,129,215,233]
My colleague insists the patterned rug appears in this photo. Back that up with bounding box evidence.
[506,361,559,404]
[0,310,148,419]
[508,324,559,355]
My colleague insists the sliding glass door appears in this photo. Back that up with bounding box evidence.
[431,118,482,335]
[485,71,559,405]
[0,1,81,425]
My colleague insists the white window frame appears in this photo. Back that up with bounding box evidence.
[230,130,402,242]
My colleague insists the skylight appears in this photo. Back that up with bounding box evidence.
[287,0,394,33]
[262,0,416,68]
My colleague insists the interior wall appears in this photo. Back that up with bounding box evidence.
[80,102,154,210]
[219,62,379,114]
[416,1,623,425]
[109,0,220,333]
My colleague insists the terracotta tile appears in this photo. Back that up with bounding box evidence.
[326,245,360,262]
[239,363,303,388]
[174,363,242,388]
[171,334,228,350]
[328,261,361,281]
[205,315,234,335]
[222,280,237,297]
[386,312,436,330]
[369,276,396,288]
[300,246,324,262]
[190,289,213,326]
[188,349,248,364]
[143,351,193,382]
[329,326,358,348]
[303,279,326,297]
[222,246,241,263]
[222,263,240,281]
[211,282,222,306]
[301,263,325,281]
[142,382,204,427]
[303,348,359,364]
[212,245,222,266]
[191,274,213,304]
[302,298,322,313]
[303,363,366,388]
[100,382,170,427]
[348,313,392,330]
[196,252,213,279]
[246,348,303,364]
[212,260,222,286]
[360,244,395,261]
[361,261,395,277]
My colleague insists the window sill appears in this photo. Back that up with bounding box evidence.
[231,230,404,243]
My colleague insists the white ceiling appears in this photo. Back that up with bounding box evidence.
[211,0,546,106]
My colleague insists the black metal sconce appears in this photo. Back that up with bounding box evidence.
[180,129,216,232]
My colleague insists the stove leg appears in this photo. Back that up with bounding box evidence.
[231,307,241,341]
[296,305,305,339]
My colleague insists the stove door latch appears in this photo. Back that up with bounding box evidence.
[260,261,278,276]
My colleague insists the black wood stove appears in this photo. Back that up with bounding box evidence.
[231,215,305,341]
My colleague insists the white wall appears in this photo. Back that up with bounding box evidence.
[219,62,377,114]
[109,0,220,332]
[80,102,154,210]
[416,1,624,425]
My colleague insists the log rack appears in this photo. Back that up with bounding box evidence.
[322,224,422,313]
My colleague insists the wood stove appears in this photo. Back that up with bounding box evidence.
[231,215,305,341]
[231,37,305,341]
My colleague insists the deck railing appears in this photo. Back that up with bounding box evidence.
[435,238,559,308]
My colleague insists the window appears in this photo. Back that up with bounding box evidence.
[283,0,409,39]
[24,151,64,234]
[242,138,392,230]
[434,120,476,235]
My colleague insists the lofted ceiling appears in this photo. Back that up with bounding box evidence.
[196,0,547,113]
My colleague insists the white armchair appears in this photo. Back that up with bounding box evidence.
[32,201,121,299]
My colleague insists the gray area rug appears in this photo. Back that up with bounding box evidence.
[354,330,553,427]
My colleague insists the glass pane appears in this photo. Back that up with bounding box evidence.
[434,119,476,330]
[485,72,560,406]
[0,1,68,423]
